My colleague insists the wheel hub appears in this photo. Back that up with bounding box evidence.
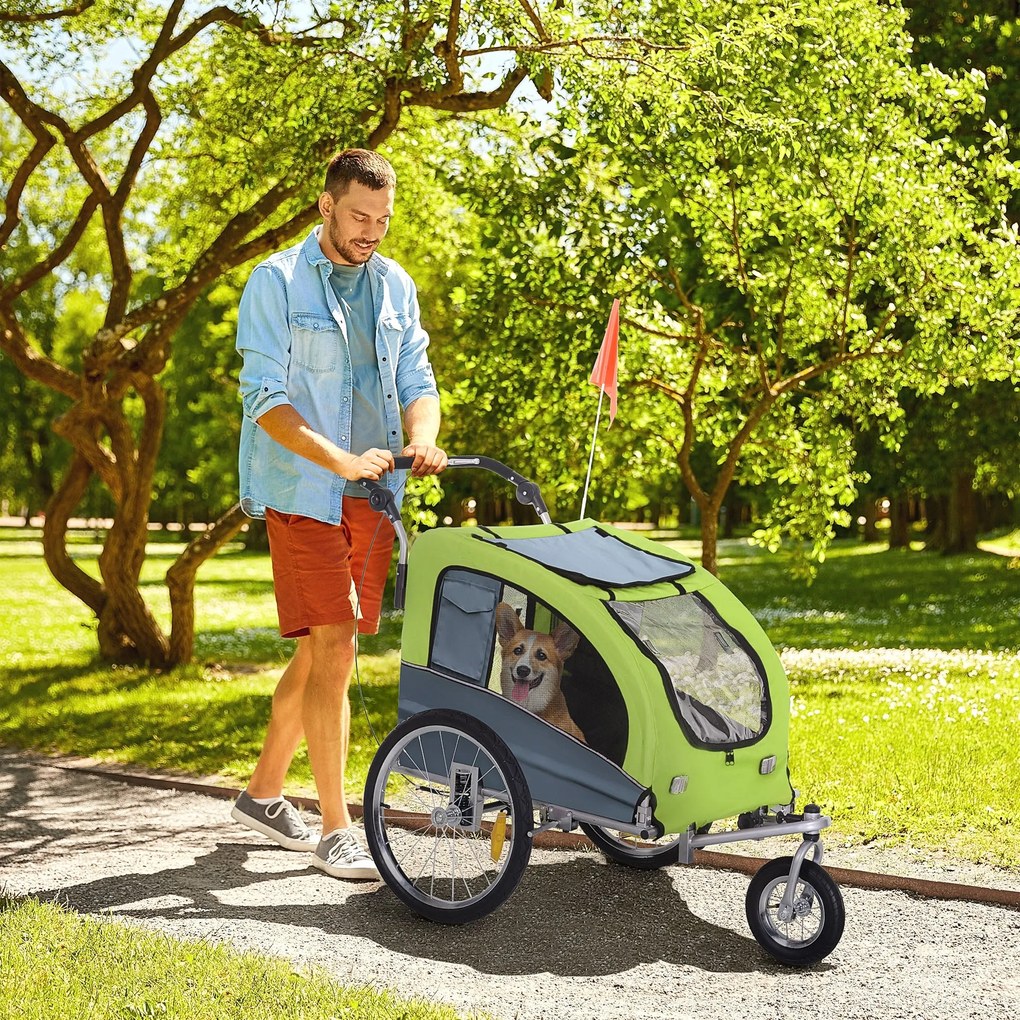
[431,805,462,828]
[793,895,814,918]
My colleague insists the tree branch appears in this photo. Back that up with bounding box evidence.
[460,36,690,57]
[5,193,101,298]
[516,0,550,41]
[104,86,163,326]
[0,2,94,23]
[0,305,81,398]
[0,127,54,250]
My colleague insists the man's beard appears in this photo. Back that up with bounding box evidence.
[328,220,376,264]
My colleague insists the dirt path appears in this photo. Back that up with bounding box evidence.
[1,749,1017,1020]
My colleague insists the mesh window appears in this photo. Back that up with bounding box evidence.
[611,594,767,747]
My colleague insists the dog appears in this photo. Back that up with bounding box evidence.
[494,602,586,743]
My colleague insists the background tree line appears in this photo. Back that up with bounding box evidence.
[1,0,1017,664]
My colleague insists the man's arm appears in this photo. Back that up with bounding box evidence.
[257,404,395,482]
[402,395,447,476]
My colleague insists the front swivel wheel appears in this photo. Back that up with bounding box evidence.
[745,856,845,966]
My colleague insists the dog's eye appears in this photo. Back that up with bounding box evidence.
[536,649,547,660]
[513,644,524,655]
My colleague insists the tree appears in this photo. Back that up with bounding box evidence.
[444,0,1019,573]
[1,0,667,664]
[861,383,1020,553]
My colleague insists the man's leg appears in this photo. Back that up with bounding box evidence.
[232,636,319,851]
[245,637,312,799]
[302,619,358,834]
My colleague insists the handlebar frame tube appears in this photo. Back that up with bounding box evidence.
[356,455,551,611]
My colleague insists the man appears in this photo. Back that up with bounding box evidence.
[232,149,446,880]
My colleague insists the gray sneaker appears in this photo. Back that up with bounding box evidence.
[231,792,318,851]
[311,828,380,880]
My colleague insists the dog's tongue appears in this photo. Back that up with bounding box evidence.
[511,682,530,704]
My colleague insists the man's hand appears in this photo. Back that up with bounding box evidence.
[340,447,395,482]
[402,443,448,476]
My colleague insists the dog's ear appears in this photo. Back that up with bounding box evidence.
[552,620,580,660]
[494,602,523,643]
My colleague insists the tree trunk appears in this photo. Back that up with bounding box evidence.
[699,502,720,576]
[924,495,947,551]
[888,494,911,549]
[860,495,879,542]
[943,470,979,554]
[166,503,249,664]
[41,452,107,617]
[722,499,736,539]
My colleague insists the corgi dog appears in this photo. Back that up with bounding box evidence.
[494,602,586,743]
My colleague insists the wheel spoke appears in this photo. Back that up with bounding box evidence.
[365,714,532,920]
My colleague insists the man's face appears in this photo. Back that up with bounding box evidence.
[319,181,394,265]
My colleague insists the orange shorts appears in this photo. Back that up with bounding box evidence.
[265,500,396,638]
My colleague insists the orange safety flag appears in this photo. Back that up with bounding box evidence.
[589,298,620,424]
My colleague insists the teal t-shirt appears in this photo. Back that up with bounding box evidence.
[328,263,388,498]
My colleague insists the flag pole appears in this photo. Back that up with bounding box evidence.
[581,298,620,521]
[579,385,605,520]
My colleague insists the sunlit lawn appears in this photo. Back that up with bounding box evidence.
[0,532,399,797]
[0,896,467,1020]
[1,528,1018,869]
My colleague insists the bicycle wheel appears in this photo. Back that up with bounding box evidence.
[580,822,681,870]
[745,856,845,966]
[364,708,532,924]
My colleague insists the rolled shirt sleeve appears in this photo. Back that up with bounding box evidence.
[236,264,293,422]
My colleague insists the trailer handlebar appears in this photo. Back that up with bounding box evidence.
[356,455,551,610]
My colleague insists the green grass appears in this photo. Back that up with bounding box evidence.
[781,647,1019,866]
[716,540,1020,650]
[1,529,1018,868]
[711,540,1020,867]
[0,538,393,797]
[0,895,471,1020]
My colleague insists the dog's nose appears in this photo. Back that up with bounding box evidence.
[515,665,531,679]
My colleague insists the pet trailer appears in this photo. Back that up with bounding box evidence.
[360,456,845,966]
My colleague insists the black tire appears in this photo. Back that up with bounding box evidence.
[580,822,681,870]
[745,856,845,966]
[364,708,532,924]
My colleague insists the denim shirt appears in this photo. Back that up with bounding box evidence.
[236,227,439,523]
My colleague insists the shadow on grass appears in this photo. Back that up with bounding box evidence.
[0,655,400,786]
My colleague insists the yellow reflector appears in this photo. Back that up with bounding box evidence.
[490,811,507,862]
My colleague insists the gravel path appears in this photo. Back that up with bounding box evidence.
[1,749,1017,1020]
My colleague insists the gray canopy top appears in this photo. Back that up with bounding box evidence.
[476,526,696,589]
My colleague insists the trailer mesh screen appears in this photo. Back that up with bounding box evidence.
[611,594,768,747]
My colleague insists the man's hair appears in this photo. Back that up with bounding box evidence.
[324,149,396,197]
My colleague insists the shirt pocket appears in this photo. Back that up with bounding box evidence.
[290,313,340,373]
[379,311,412,339]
